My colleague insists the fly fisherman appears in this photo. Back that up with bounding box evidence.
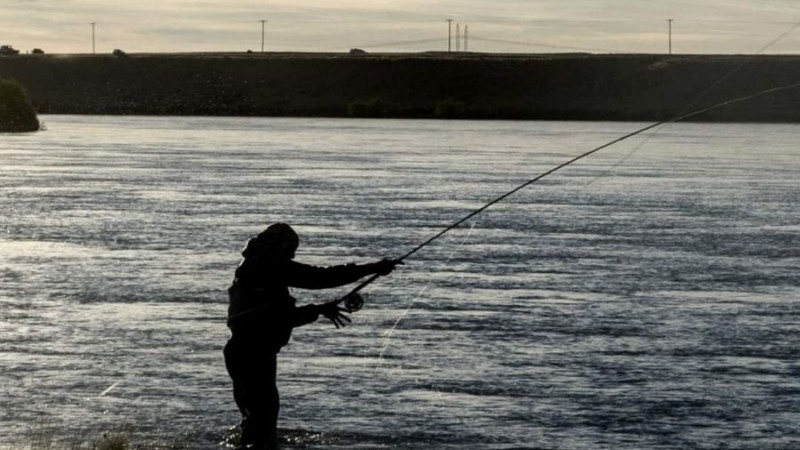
[224,223,400,449]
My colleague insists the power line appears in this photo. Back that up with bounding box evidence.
[355,37,444,49]
[470,36,615,53]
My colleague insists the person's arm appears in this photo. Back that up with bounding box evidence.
[283,259,398,290]
[291,303,324,327]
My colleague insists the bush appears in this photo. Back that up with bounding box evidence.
[0,77,40,132]
[434,99,466,119]
[347,97,387,118]
[0,45,20,55]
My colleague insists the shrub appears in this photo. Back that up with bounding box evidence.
[347,97,387,118]
[0,45,20,55]
[0,77,40,132]
[434,99,466,119]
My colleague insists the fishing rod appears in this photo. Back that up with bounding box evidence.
[336,80,800,313]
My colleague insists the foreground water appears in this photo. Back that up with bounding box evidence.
[1,116,798,449]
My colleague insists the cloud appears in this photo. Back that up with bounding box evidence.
[1,0,798,54]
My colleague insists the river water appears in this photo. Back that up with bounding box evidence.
[1,116,798,449]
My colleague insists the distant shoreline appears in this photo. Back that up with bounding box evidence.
[1,52,799,122]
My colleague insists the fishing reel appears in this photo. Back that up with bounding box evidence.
[342,292,365,312]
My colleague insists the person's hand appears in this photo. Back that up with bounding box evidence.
[319,300,352,329]
[373,258,403,276]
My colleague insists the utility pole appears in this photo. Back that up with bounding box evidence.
[446,19,453,52]
[260,20,267,53]
[667,19,673,54]
[90,22,96,54]
[465,25,469,52]
[456,23,461,52]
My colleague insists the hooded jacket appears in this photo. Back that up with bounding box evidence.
[226,237,374,352]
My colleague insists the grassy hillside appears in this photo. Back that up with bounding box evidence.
[0,52,798,122]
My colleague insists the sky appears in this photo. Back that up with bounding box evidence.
[1,0,799,55]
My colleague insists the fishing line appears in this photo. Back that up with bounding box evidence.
[227,24,800,322]
[585,24,800,187]
[678,23,800,117]
[336,79,800,311]
[375,218,480,367]
[341,22,800,308]
[577,22,800,188]
[367,22,800,374]
[348,21,800,438]
[99,380,124,397]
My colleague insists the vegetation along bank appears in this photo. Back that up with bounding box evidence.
[0,76,40,132]
[0,52,799,122]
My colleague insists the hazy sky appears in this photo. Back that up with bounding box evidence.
[2,0,799,54]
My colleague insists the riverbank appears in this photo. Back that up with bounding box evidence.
[1,52,799,121]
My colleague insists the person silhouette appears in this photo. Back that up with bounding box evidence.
[223,223,399,448]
